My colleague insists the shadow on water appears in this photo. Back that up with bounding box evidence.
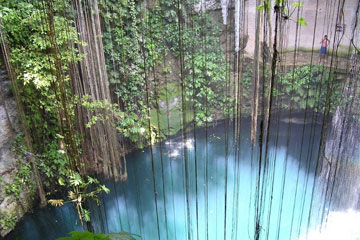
[7,114,341,240]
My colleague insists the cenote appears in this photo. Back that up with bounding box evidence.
[7,116,332,240]
[1,0,360,239]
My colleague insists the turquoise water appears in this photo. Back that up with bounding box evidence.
[7,118,325,240]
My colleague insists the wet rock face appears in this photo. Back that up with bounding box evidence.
[0,69,17,176]
[0,67,32,237]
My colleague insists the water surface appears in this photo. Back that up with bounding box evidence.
[8,117,327,240]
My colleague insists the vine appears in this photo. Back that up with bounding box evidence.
[0,0,111,231]
[162,1,229,126]
[100,0,165,145]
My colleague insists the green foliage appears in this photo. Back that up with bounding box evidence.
[100,0,164,144]
[57,231,141,240]
[10,132,68,194]
[1,0,89,204]
[185,17,228,125]
[116,113,146,142]
[80,95,124,127]
[163,7,229,126]
[258,0,307,26]
[277,65,341,111]
[37,140,68,181]
[49,172,110,226]
[80,95,154,145]
[0,0,83,167]
[3,159,35,201]
[256,0,271,12]
[0,211,17,231]
[3,135,37,201]
[100,0,230,137]
[291,1,304,7]
[298,17,307,26]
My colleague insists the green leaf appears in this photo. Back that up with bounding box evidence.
[81,209,91,222]
[87,176,99,184]
[256,4,265,11]
[101,185,110,194]
[58,177,65,186]
[56,134,64,139]
[69,173,83,186]
[292,2,304,7]
[298,17,307,26]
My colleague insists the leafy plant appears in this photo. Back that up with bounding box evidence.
[1,0,85,193]
[100,0,157,144]
[1,0,83,151]
[49,173,110,228]
[163,5,229,126]
[277,65,341,111]
[100,0,150,144]
[3,158,35,201]
[0,211,17,231]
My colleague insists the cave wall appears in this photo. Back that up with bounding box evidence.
[245,0,357,54]
[199,0,358,55]
[0,65,32,237]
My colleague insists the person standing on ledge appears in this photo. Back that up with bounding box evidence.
[319,35,330,64]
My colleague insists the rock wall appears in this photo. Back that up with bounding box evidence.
[199,0,358,55]
[245,0,358,54]
[321,52,360,211]
[0,66,32,237]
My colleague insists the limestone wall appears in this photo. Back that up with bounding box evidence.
[199,0,359,55]
[0,66,32,237]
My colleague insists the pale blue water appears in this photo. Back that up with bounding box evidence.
[7,118,325,240]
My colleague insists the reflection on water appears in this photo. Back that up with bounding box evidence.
[166,138,194,158]
[299,210,360,240]
[7,118,360,240]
